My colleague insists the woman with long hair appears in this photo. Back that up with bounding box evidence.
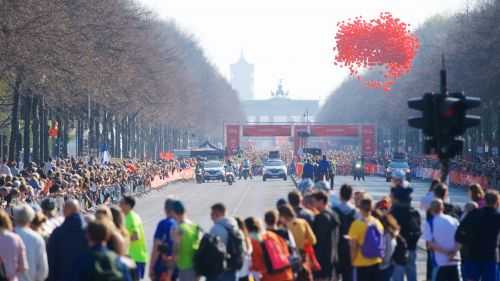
[0,209,28,281]
[469,184,485,208]
[95,205,129,256]
[235,217,253,281]
[373,210,400,281]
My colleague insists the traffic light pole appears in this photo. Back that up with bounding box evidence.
[439,55,450,183]
[408,56,481,185]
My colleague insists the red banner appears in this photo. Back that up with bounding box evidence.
[361,125,376,156]
[226,125,240,155]
[242,125,292,137]
[310,125,359,137]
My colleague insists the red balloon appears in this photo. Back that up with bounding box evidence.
[333,12,419,91]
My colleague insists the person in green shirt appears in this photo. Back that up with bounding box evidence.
[171,200,201,281]
[120,195,148,280]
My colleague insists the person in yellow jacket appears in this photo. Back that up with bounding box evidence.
[348,197,384,281]
[277,204,316,251]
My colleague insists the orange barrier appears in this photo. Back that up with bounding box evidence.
[364,163,377,175]
[449,170,490,189]
[151,168,194,188]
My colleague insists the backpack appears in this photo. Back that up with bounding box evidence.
[224,226,245,271]
[85,250,124,281]
[332,207,356,272]
[261,235,291,273]
[0,257,7,281]
[403,208,422,245]
[361,221,385,259]
[194,233,227,278]
[392,235,409,265]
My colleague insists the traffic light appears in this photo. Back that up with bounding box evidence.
[408,93,434,135]
[448,92,481,135]
[408,93,440,154]
[408,91,481,159]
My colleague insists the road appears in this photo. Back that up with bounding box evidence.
[135,175,470,280]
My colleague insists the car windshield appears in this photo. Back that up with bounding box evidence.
[205,162,222,168]
[389,162,409,169]
[265,160,284,167]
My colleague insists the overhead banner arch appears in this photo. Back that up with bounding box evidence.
[224,123,377,156]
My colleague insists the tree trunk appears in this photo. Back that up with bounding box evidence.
[43,107,50,162]
[23,95,31,165]
[62,112,68,158]
[32,96,40,164]
[9,77,21,162]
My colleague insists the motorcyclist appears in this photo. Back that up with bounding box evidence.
[352,157,365,181]
[225,160,235,173]
[239,158,252,179]
[225,160,236,184]
[195,159,204,172]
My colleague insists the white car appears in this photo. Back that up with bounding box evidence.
[263,160,287,181]
[203,161,225,182]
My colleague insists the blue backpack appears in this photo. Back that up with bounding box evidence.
[361,222,385,259]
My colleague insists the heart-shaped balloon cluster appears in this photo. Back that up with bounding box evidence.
[333,12,420,91]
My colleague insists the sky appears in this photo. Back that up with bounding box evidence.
[139,0,468,102]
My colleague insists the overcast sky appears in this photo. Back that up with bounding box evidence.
[139,0,468,101]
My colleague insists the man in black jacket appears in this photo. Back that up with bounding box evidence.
[390,187,421,281]
[455,190,500,281]
[47,199,88,281]
[311,191,338,281]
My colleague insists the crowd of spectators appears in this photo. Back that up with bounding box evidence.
[0,157,196,215]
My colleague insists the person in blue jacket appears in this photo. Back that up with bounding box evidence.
[317,155,332,183]
[302,158,315,181]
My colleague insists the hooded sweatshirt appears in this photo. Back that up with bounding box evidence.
[47,213,88,281]
[210,217,239,246]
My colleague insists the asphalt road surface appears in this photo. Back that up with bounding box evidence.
[135,175,470,281]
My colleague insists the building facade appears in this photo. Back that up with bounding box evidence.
[230,52,254,100]
[242,82,319,123]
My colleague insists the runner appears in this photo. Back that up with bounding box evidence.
[172,200,200,281]
[120,195,149,280]
[149,199,178,281]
